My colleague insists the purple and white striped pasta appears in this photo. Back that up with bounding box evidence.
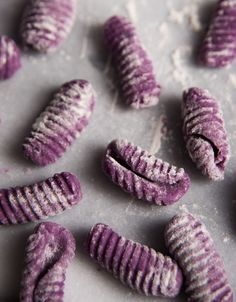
[87,223,183,297]
[23,79,95,166]
[199,0,236,68]
[102,139,190,205]
[0,172,82,225]
[104,15,161,109]
[20,222,76,302]
[20,0,77,52]
[165,213,233,302]
[182,87,230,181]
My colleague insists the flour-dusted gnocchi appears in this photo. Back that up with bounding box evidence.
[20,222,76,302]
[20,0,77,52]
[23,79,95,166]
[104,16,161,109]
[182,87,230,180]
[0,172,82,225]
[87,223,183,297]
[103,139,190,205]
[199,0,236,68]
[165,213,233,302]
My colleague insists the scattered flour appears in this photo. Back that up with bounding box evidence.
[223,236,230,243]
[168,3,202,32]
[157,22,170,50]
[149,115,164,154]
[228,74,236,88]
[171,46,191,88]
[125,198,157,217]
[197,214,207,221]
[179,204,189,212]
[110,3,122,15]
[142,21,165,55]
[79,15,91,59]
[125,0,138,23]
[169,8,185,24]
[80,36,88,59]
[59,49,71,61]
[225,91,234,110]
[224,74,236,112]
[159,22,168,35]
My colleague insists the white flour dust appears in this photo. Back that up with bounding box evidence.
[168,3,202,32]
[228,74,236,89]
[80,36,88,59]
[125,0,138,23]
[179,204,189,213]
[171,46,191,88]
[157,22,170,50]
[149,115,164,154]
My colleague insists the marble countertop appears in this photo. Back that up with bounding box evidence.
[0,0,235,301]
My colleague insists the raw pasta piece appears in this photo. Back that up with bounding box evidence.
[199,0,236,67]
[182,87,230,181]
[87,223,183,297]
[0,172,82,225]
[20,0,77,52]
[104,15,161,109]
[165,213,233,302]
[23,79,95,166]
[20,222,76,302]
[102,139,190,205]
[0,36,21,80]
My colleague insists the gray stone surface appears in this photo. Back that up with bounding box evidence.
[0,0,235,301]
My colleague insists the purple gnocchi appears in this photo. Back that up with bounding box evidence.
[182,87,230,181]
[23,79,95,166]
[102,139,190,205]
[165,213,233,302]
[87,223,183,297]
[0,36,21,80]
[20,222,76,302]
[0,172,82,225]
[199,0,236,68]
[20,0,76,53]
[104,16,161,109]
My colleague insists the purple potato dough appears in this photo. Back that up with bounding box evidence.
[0,36,21,80]
[182,87,230,181]
[199,0,236,68]
[104,16,161,109]
[165,212,233,302]
[23,79,95,166]
[0,172,82,225]
[20,222,76,302]
[102,139,190,205]
[87,223,183,297]
[20,0,77,53]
